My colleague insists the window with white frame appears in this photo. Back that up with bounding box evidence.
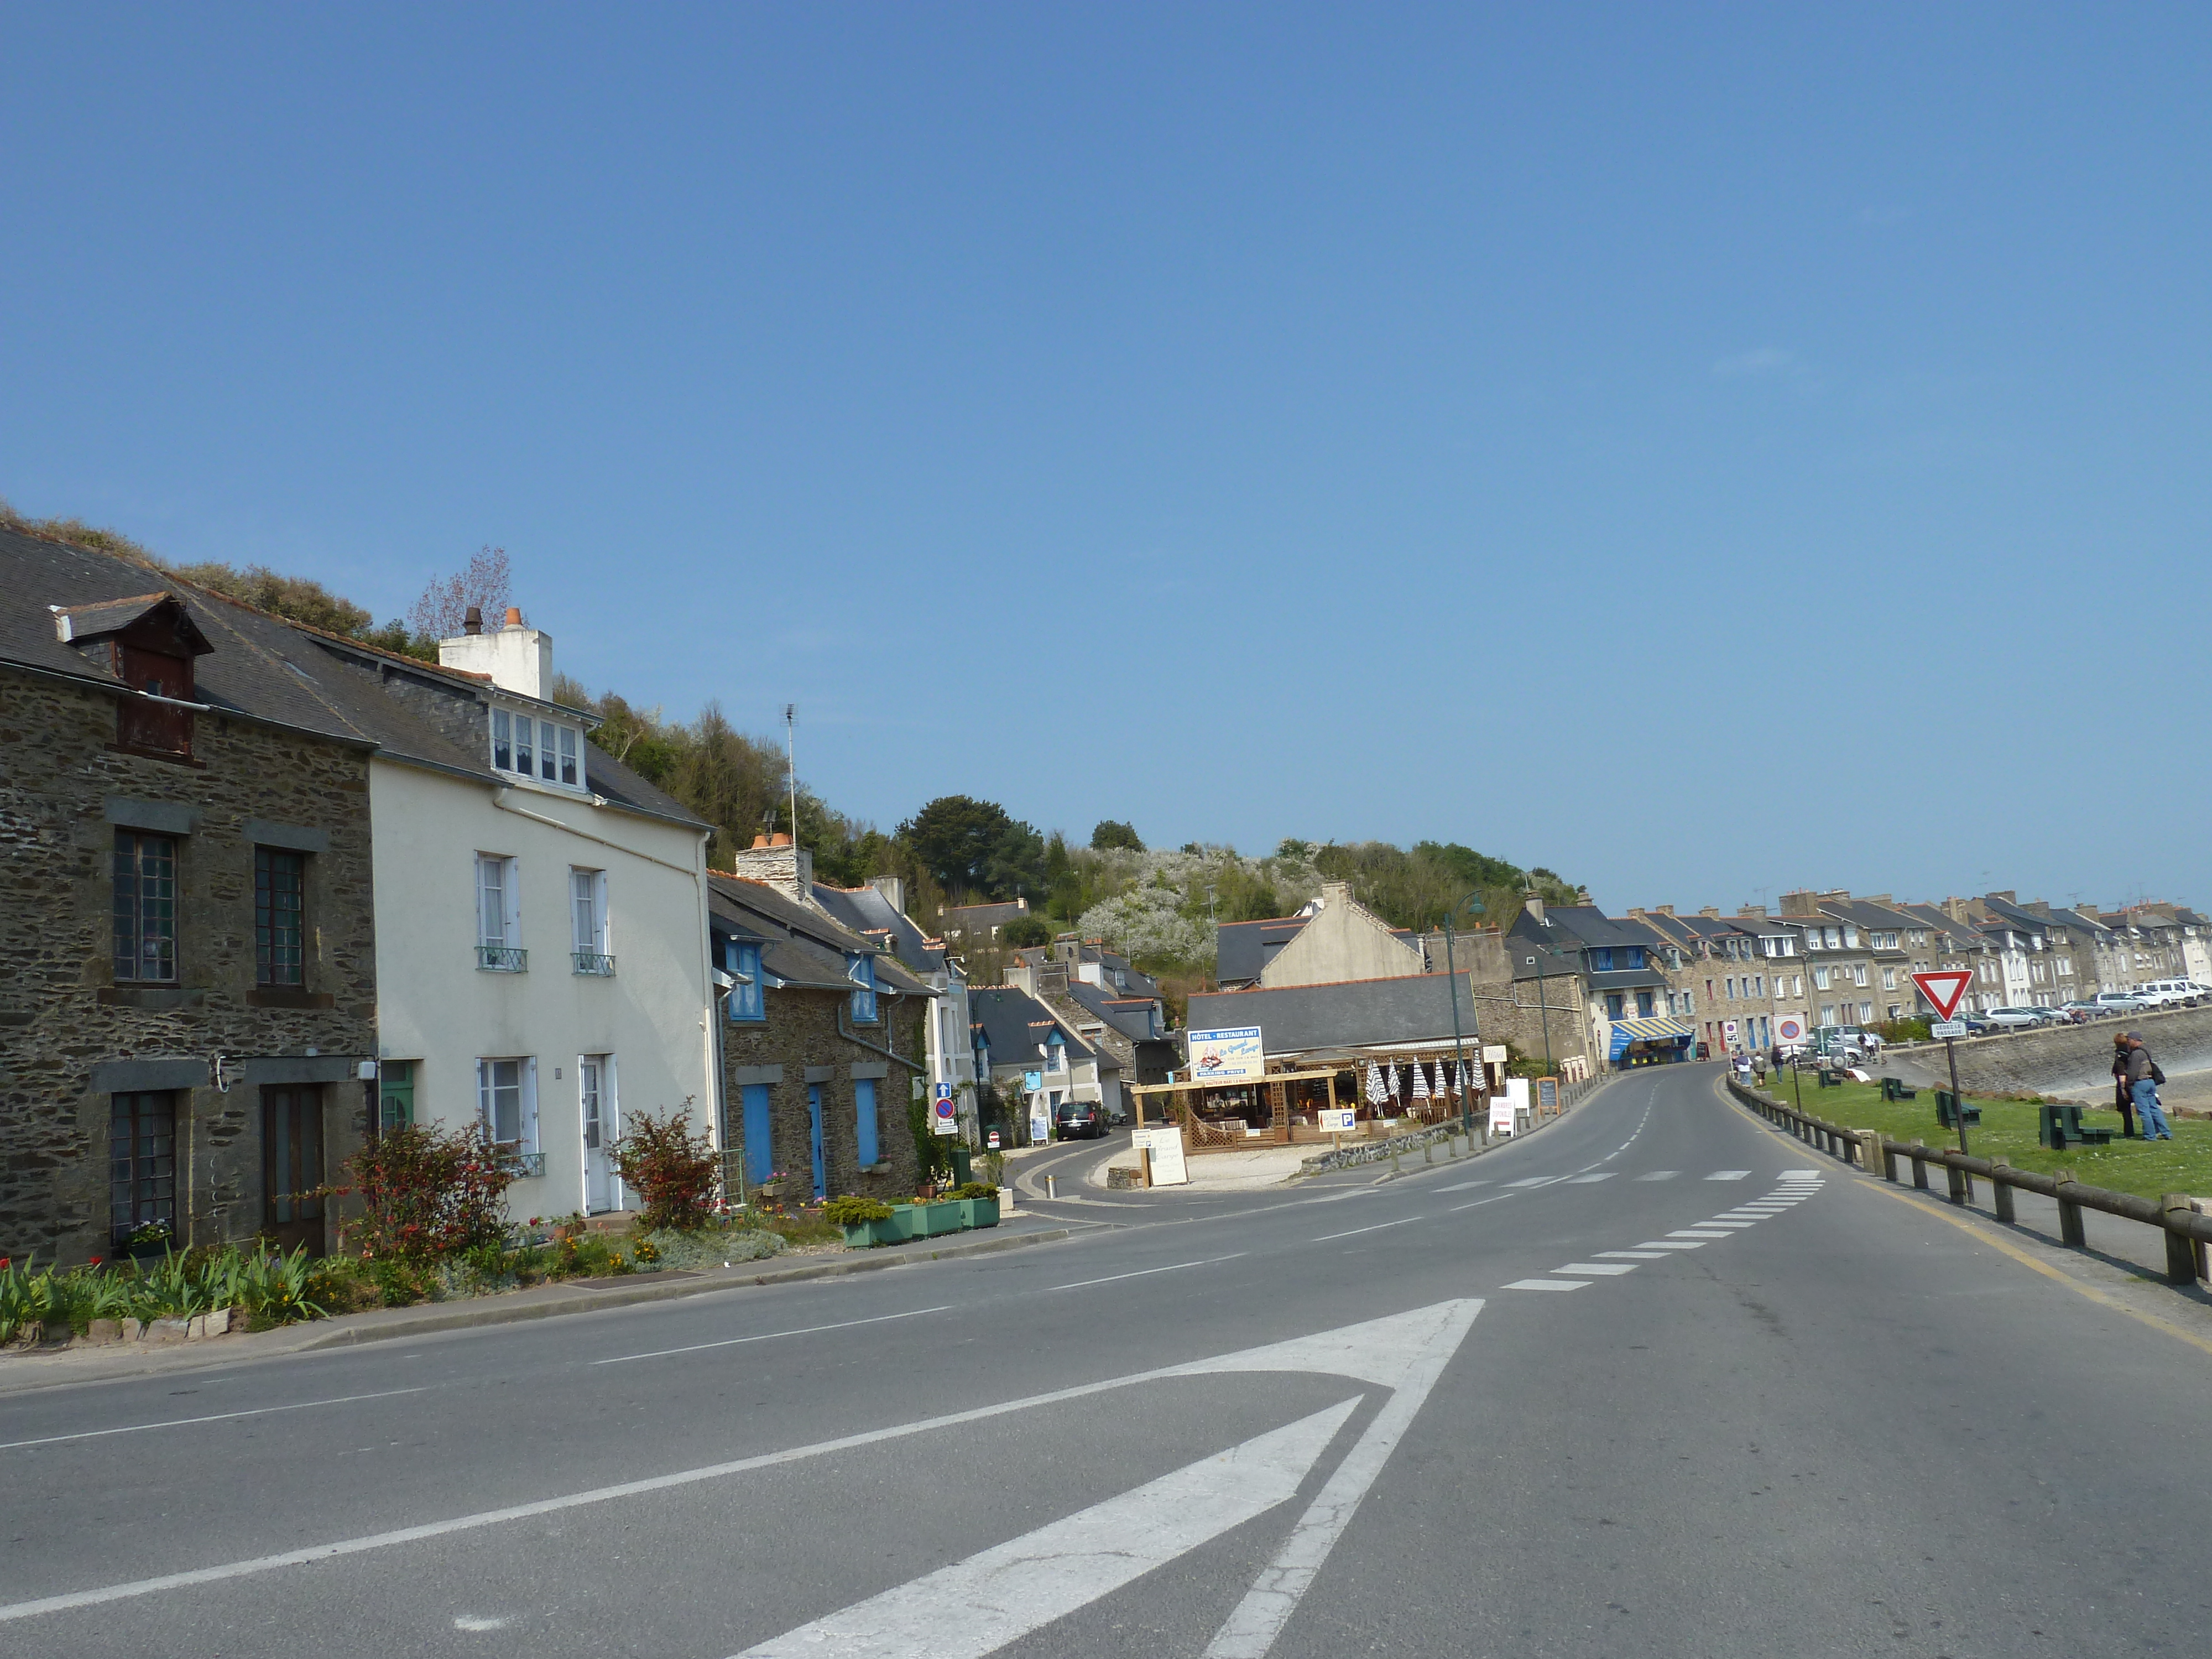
[571,867,612,973]
[1859,1001,1874,1022]
[1852,964,1868,987]
[491,708,585,790]
[1812,966,1830,990]
[476,854,523,969]
[1882,966,1897,989]
[477,1056,537,1151]
[2058,956,2073,977]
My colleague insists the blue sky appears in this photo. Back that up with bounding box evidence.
[5,5,2206,913]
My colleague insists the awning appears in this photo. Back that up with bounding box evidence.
[1609,1016,1696,1061]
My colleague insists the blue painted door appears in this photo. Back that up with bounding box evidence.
[742,1083,772,1186]
[854,1078,878,1167]
[807,1083,826,1200]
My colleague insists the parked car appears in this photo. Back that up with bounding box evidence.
[1053,1100,1110,1140]
[2094,991,2152,1012]
[2059,1000,2106,1019]
[1984,1008,2044,1030]
[2033,1005,2086,1025]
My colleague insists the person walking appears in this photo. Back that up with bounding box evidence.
[2112,1032,2138,1138]
[2124,1032,2173,1140]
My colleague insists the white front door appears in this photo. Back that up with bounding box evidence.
[581,1057,619,1213]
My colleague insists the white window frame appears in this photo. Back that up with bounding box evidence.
[477,1055,538,1152]
[477,853,519,950]
[1812,966,1830,991]
[571,867,608,954]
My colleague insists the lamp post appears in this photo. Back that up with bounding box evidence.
[1525,953,1556,1074]
[1443,895,1485,1136]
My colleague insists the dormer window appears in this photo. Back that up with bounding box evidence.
[54,592,212,760]
[491,707,585,789]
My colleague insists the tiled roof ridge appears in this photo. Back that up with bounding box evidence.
[1195,969,1474,995]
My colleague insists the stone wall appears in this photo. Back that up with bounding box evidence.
[722,987,926,1199]
[1465,973,1593,1072]
[0,669,377,1265]
[1880,1004,2212,1098]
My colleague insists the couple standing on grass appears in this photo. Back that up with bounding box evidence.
[2112,1031,2174,1140]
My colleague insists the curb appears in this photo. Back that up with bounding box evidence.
[0,1227,1078,1387]
[1357,1071,1617,1184]
[288,1225,1077,1351]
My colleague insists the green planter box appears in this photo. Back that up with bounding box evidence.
[840,1218,900,1249]
[956,1197,1000,1230]
[911,1200,966,1238]
[883,1206,922,1241]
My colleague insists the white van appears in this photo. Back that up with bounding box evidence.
[2136,979,2209,1007]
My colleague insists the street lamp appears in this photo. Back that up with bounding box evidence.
[1525,953,1554,1074]
[1443,895,1485,1136]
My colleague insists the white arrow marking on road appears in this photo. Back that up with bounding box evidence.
[733,1399,1361,1658]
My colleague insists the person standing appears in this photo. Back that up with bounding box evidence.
[2125,1032,2173,1140]
[2112,1032,2138,1138]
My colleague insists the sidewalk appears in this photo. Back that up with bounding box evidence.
[0,1218,1074,1396]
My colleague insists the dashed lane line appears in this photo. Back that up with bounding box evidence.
[1312,1215,1427,1243]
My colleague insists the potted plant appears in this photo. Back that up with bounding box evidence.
[823,1195,898,1248]
[908,1194,966,1238]
[949,1182,1000,1229]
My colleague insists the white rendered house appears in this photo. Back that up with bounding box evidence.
[319,606,716,1219]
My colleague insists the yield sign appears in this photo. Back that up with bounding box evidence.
[1911,969,1974,1022]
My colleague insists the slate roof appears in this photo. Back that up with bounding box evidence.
[1214,916,1312,986]
[942,900,1029,932]
[1186,973,1481,1057]
[810,882,949,976]
[1060,978,1162,1042]
[968,987,1097,1068]
[707,875,934,998]
[0,525,703,830]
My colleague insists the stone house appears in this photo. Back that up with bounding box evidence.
[941,897,1031,941]
[1003,957,1149,1116]
[1,528,378,1265]
[710,870,933,1202]
[1630,908,1775,1054]
[1892,902,1997,1014]
[1508,898,1690,1066]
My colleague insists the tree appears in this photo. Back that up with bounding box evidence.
[1091,820,1144,852]
[1000,915,1051,948]
[897,796,1044,900]
[408,544,512,641]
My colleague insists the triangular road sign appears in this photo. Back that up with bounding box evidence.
[1911,969,1974,1021]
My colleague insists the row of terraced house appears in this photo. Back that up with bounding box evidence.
[0,525,1140,1266]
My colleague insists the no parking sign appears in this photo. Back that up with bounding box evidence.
[931,1081,958,1137]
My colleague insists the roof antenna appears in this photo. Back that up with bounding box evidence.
[784,703,798,851]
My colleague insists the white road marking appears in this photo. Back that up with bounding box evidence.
[1695,1222,1757,1230]
[1504,1177,1557,1188]
[1564,1173,1614,1184]
[1704,1170,1752,1181]
[0,1302,1479,1626]
[1436,1180,1489,1192]
[1778,1169,1822,1178]
[1313,1215,1427,1243]
[1634,1171,1679,1181]
[593,1306,952,1365]
[453,1615,509,1631]
[1555,1262,1637,1276]
[735,1400,1363,1659]
[1201,1302,1481,1658]
[0,1387,429,1453]
[1501,1278,1589,1291]
[1052,1254,1248,1291]
[1595,1250,1668,1260]
[1669,1230,1733,1239]
[1637,1240,1705,1249]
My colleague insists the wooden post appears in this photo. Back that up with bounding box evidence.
[2161,1194,2199,1286]
[1945,1162,1969,1206]
[2054,1168,2085,1248]
[1990,1157,2016,1224]
[1138,1145,1152,1188]
[1910,1140,1929,1191]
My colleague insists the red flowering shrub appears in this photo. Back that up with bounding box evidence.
[345,1123,517,1261]
[612,1107,720,1232]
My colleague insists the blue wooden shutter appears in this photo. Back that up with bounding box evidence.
[854,1078,878,1167]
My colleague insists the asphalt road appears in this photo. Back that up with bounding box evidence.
[6,1063,2209,1658]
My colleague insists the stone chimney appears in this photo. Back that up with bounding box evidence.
[1522,893,1546,925]
[868,875,906,917]
[1735,903,1767,917]
[439,603,554,700]
[728,832,814,902]
[1699,906,1721,919]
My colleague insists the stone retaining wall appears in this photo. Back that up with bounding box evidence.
[1881,1004,2212,1097]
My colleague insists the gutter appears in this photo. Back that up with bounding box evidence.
[491,788,702,878]
[839,988,927,1073]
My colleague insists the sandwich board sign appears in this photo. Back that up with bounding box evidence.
[1911,971,1974,1022]
[1130,1125,1188,1186]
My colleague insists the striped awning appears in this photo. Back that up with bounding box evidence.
[1609,1016,1696,1060]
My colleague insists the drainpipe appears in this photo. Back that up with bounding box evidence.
[838,987,928,1072]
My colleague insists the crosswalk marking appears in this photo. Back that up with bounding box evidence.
[1696,1222,1756,1230]
[1564,1173,1614,1184]
[1555,1262,1637,1275]
[1637,1240,1705,1249]
[1668,1230,1731,1239]
[1504,1177,1557,1188]
[1778,1169,1822,1179]
[1502,1278,1589,1291]
[1595,1250,1667,1260]
[1634,1171,1679,1181]
[1436,1180,1488,1192]
[1704,1170,1752,1181]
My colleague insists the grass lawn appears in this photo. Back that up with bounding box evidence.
[1761,1073,2212,1202]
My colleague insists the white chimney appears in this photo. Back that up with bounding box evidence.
[439,605,554,701]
